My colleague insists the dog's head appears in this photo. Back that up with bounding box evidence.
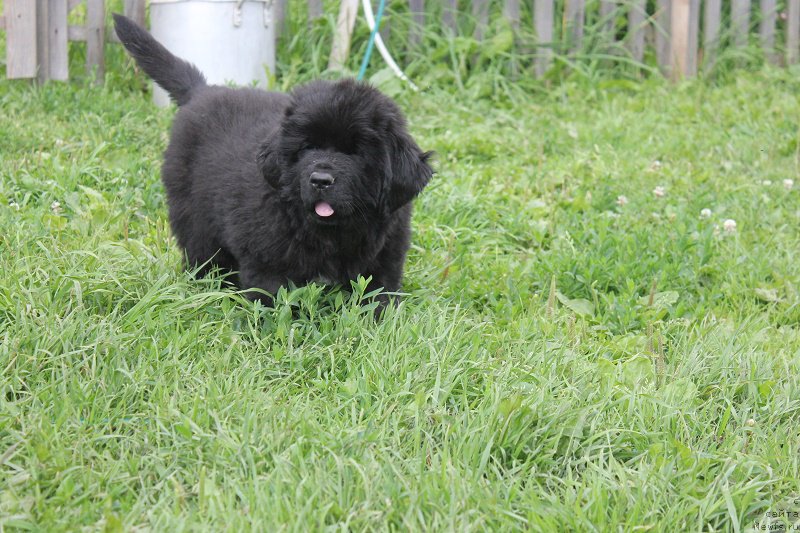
[258,80,433,227]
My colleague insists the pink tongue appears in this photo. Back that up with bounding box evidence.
[315,202,334,217]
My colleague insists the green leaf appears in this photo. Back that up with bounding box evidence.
[339,378,358,397]
[486,28,514,57]
[622,356,654,385]
[597,358,616,377]
[369,68,404,98]
[758,380,776,400]
[498,394,523,419]
[555,291,595,317]
[79,185,109,207]
[174,422,192,439]
[103,512,123,533]
[639,291,680,309]
[661,378,698,404]
[754,287,781,302]
[43,214,67,230]
[718,404,732,437]
[673,439,693,466]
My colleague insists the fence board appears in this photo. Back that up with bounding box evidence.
[442,0,458,34]
[703,0,721,68]
[503,0,521,75]
[732,0,751,48]
[124,0,146,27]
[472,0,490,42]
[564,0,585,53]
[86,0,105,82]
[687,0,699,73]
[409,0,425,48]
[504,0,521,31]
[599,0,616,37]
[308,0,323,21]
[628,0,646,62]
[534,0,554,77]
[789,0,800,64]
[328,0,358,70]
[671,0,691,78]
[47,0,69,81]
[759,0,777,63]
[655,0,671,74]
[6,0,38,79]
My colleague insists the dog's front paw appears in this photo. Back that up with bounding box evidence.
[239,265,286,308]
[371,292,397,321]
[243,288,275,308]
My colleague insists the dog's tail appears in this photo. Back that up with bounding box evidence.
[113,14,206,106]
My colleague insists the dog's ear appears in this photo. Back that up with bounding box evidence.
[385,134,434,213]
[257,134,282,189]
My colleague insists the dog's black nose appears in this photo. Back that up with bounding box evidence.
[310,172,334,190]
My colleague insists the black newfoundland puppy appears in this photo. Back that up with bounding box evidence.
[113,15,433,311]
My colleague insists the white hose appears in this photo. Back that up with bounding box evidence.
[360,0,419,91]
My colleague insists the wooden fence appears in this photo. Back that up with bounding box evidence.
[1,0,144,83]
[3,0,800,83]
[280,0,800,80]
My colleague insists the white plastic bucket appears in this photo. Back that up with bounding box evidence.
[149,0,275,107]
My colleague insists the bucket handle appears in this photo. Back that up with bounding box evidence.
[233,0,244,26]
[232,0,274,28]
[263,0,273,28]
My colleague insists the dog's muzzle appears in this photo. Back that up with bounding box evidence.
[310,171,334,190]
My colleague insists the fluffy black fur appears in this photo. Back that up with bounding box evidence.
[113,15,433,309]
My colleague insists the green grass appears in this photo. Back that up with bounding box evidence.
[2,49,800,530]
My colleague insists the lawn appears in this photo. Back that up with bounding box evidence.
[1,58,800,530]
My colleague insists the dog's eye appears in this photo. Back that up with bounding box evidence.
[299,142,317,153]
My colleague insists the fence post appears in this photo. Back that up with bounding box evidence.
[503,0,520,75]
[534,0,553,77]
[6,0,38,79]
[671,0,688,79]
[703,0,721,69]
[628,0,646,63]
[46,0,69,81]
[759,0,777,63]
[503,0,520,32]
[308,0,323,22]
[732,0,751,49]
[599,0,616,41]
[124,0,146,27]
[34,0,66,82]
[789,0,800,64]
[564,0,585,54]
[655,0,671,76]
[328,0,358,70]
[472,0,490,42]
[442,0,457,34]
[688,0,699,73]
[86,0,105,83]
